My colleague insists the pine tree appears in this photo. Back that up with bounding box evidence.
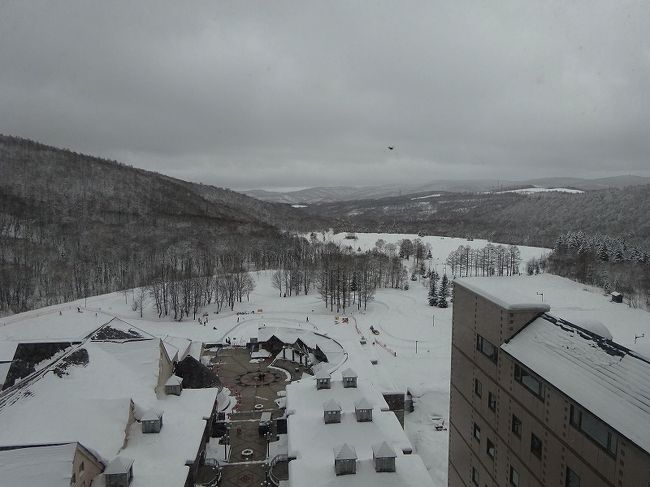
[428,275,437,306]
[438,274,449,308]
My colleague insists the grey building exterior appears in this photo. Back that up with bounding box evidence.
[334,443,357,476]
[104,457,134,487]
[141,409,163,434]
[372,441,397,472]
[323,399,342,424]
[354,398,373,422]
[341,368,358,388]
[448,279,650,487]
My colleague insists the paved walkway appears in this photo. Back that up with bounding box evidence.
[209,347,308,486]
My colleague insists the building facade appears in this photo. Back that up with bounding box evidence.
[448,279,650,487]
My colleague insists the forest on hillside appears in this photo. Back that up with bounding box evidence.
[305,186,650,250]
[0,135,326,313]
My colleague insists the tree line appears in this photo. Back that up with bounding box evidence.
[445,243,522,277]
[547,231,650,309]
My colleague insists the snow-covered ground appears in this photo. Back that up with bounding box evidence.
[315,231,549,274]
[495,186,584,194]
[1,232,649,485]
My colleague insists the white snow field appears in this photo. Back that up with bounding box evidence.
[495,186,585,194]
[1,233,649,486]
[316,231,549,273]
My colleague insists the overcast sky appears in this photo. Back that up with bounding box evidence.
[1,1,649,190]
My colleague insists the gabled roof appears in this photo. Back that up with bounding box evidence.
[323,399,341,411]
[315,369,331,380]
[502,315,650,455]
[165,375,183,386]
[104,456,134,474]
[372,441,396,458]
[341,367,357,379]
[91,318,155,342]
[334,443,357,460]
[354,398,372,410]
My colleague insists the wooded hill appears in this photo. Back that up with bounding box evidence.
[0,135,327,312]
[304,186,650,250]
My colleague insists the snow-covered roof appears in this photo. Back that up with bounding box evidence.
[92,318,154,342]
[165,375,183,387]
[502,315,650,454]
[104,456,134,474]
[341,367,357,378]
[0,442,83,487]
[455,277,551,312]
[354,398,372,410]
[323,399,341,411]
[141,408,163,421]
[0,362,12,387]
[334,443,357,460]
[257,326,346,368]
[162,336,192,361]
[372,441,396,458]
[315,369,331,380]
[285,375,432,487]
[0,341,18,362]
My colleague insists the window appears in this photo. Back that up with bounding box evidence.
[570,405,617,455]
[514,363,543,398]
[471,466,479,486]
[70,473,76,485]
[488,391,496,411]
[474,378,482,397]
[79,461,84,472]
[476,334,498,363]
[566,467,581,487]
[473,422,481,441]
[530,433,542,458]
[486,439,495,459]
[509,465,520,487]
[511,415,522,438]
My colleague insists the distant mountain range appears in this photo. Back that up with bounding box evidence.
[243,175,650,204]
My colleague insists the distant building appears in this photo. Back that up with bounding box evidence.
[448,278,650,487]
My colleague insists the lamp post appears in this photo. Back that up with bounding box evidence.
[264,430,273,457]
[222,433,230,459]
[415,340,418,354]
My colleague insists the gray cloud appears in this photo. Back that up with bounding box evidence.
[1,0,649,189]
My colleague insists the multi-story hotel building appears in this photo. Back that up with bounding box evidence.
[448,278,650,487]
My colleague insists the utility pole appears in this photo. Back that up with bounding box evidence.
[415,340,418,354]
[432,314,435,328]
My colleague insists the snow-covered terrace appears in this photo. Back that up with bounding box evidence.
[285,376,434,487]
[502,315,650,455]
